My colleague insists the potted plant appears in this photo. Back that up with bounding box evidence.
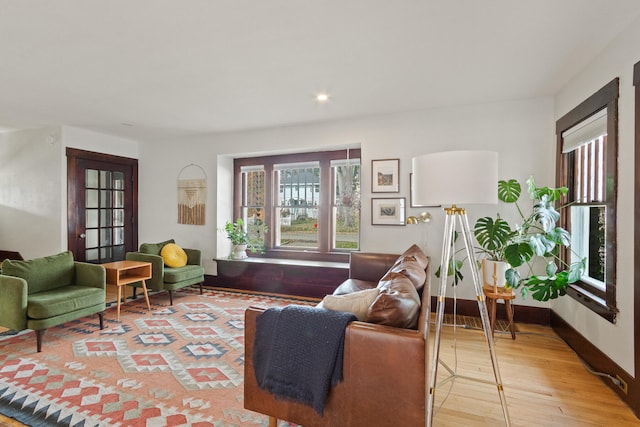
[438,177,585,301]
[224,218,268,259]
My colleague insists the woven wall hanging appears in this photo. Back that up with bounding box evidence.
[177,164,207,225]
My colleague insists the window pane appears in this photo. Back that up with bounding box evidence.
[113,209,124,226]
[101,228,112,246]
[100,247,112,261]
[244,208,267,249]
[245,170,265,206]
[86,189,99,208]
[100,209,113,227]
[275,165,321,249]
[114,227,124,245]
[277,166,320,207]
[570,205,606,288]
[278,207,318,248]
[100,190,112,208]
[113,245,125,261]
[86,169,99,188]
[86,209,98,228]
[113,171,125,190]
[114,190,124,208]
[100,170,112,189]
[573,136,605,203]
[86,229,98,248]
[333,163,360,250]
[85,248,99,262]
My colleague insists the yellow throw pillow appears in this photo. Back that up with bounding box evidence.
[160,243,188,268]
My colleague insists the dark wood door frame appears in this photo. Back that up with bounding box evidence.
[66,147,139,261]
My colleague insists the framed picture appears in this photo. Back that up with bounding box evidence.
[371,197,406,225]
[371,158,399,193]
[410,173,440,208]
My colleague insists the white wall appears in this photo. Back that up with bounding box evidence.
[0,127,63,257]
[553,16,640,375]
[138,96,555,305]
[0,126,138,258]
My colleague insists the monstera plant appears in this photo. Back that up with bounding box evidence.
[438,177,586,301]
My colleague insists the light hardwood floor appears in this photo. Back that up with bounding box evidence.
[431,321,639,426]
[1,295,638,426]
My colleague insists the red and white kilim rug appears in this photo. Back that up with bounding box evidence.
[0,288,312,427]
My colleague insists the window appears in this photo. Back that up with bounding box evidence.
[556,78,619,322]
[234,149,361,262]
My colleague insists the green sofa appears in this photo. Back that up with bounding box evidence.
[0,251,106,352]
[125,239,204,305]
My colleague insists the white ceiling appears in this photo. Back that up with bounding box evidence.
[1,0,639,141]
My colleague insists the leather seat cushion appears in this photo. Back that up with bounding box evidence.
[367,272,421,329]
[163,265,204,283]
[28,286,106,319]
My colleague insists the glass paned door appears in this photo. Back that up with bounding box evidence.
[84,168,127,262]
[67,148,138,263]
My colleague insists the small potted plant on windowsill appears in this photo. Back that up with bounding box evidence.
[438,177,586,301]
[224,218,268,259]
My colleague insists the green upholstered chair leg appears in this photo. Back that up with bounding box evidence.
[199,283,203,294]
[98,312,104,329]
[36,329,45,353]
[168,290,173,305]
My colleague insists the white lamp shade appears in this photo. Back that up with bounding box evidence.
[411,150,498,206]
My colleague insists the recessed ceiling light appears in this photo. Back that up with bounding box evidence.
[315,93,330,103]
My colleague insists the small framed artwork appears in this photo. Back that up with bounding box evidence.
[372,197,406,226]
[371,158,400,193]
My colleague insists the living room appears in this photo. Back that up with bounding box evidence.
[2,1,640,425]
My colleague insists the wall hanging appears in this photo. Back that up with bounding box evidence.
[177,164,207,225]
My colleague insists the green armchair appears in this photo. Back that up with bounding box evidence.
[125,239,204,305]
[0,251,106,352]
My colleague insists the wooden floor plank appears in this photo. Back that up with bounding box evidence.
[431,322,639,426]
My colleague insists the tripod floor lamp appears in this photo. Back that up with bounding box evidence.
[412,150,511,426]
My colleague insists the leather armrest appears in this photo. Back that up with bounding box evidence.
[342,321,426,426]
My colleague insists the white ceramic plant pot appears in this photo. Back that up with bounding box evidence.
[482,259,509,292]
[231,244,248,259]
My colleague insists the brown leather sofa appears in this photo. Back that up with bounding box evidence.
[244,246,430,427]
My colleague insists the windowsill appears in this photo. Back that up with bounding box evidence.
[566,284,617,323]
[214,257,349,269]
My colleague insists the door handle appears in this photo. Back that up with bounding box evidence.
[79,233,86,239]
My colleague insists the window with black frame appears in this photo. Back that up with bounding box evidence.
[556,78,619,322]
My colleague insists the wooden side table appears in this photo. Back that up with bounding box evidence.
[483,285,516,340]
[102,260,152,321]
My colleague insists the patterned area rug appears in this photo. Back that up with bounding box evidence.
[0,288,313,427]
